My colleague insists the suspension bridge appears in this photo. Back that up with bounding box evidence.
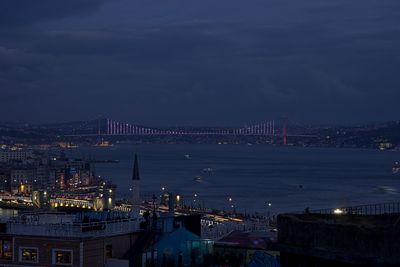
[103,119,278,136]
[63,118,318,140]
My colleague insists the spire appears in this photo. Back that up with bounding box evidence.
[132,153,140,180]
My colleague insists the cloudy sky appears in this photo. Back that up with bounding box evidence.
[0,0,399,126]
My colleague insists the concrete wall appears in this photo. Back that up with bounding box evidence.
[83,233,139,266]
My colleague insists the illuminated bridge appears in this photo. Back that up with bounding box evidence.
[64,118,317,139]
[103,119,277,136]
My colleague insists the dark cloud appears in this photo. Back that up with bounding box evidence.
[0,0,400,125]
[0,0,105,28]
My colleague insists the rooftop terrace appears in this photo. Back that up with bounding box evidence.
[278,202,400,266]
[3,212,141,238]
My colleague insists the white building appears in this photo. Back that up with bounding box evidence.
[0,150,34,162]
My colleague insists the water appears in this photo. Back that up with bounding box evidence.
[66,144,400,214]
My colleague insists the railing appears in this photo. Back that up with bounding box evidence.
[7,217,141,238]
[309,202,400,216]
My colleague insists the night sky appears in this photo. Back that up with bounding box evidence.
[1,0,399,126]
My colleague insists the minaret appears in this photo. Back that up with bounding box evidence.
[131,153,141,214]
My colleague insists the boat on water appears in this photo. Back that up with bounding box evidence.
[58,142,79,149]
[184,154,191,159]
[392,162,400,174]
[374,186,397,194]
[93,140,114,147]
[202,168,214,175]
[194,175,203,182]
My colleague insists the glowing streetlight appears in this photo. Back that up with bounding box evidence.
[334,208,344,214]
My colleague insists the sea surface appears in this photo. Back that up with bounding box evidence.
[63,144,400,215]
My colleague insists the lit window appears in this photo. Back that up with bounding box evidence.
[0,239,13,260]
[52,249,73,266]
[19,247,38,263]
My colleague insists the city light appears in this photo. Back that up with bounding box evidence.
[334,208,344,215]
[0,5,398,264]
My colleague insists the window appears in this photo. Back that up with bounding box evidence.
[19,247,38,263]
[105,244,112,258]
[52,249,73,266]
[0,239,12,260]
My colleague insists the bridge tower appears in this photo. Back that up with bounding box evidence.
[282,116,288,145]
[97,117,101,135]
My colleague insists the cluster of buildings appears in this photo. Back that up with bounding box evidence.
[0,196,278,267]
[0,148,399,267]
[0,148,115,211]
[0,149,281,267]
[0,149,94,192]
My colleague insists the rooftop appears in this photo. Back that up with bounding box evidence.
[3,211,141,238]
[282,213,400,227]
[277,202,400,266]
[214,230,277,250]
[297,201,400,227]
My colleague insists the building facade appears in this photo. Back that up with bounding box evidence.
[0,212,141,267]
[0,150,34,163]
